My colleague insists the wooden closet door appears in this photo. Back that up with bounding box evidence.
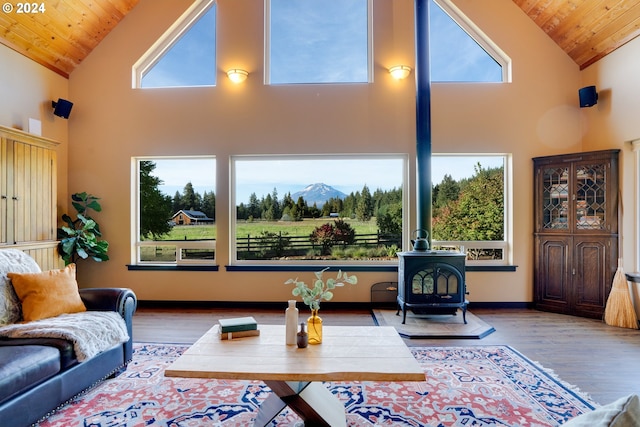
[11,140,56,243]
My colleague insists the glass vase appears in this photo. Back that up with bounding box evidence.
[307,309,323,345]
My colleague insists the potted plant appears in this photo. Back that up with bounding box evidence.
[285,268,357,344]
[57,192,109,266]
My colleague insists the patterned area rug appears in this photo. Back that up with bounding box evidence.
[37,343,596,426]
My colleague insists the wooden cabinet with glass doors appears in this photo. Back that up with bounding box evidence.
[533,149,619,319]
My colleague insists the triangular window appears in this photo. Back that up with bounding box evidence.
[133,0,216,88]
[430,0,510,83]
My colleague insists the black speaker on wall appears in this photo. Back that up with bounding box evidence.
[579,86,598,108]
[52,98,73,119]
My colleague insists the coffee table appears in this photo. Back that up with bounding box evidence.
[165,324,425,427]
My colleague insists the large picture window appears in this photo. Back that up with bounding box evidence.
[431,154,511,265]
[132,156,216,265]
[231,155,406,264]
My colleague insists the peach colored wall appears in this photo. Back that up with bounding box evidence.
[0,45,69,221]
[63,0,583,303]
[580,36,640,272]
[579,36,640,316]
[69,0,581,301]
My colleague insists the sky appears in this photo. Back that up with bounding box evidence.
[269,0,368,84]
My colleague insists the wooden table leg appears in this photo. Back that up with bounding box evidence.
[253,380,346,427]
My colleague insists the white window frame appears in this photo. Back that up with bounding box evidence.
[431,153,512,266]
[264,0,374,85]
[230,154,409,266]
[131,156,216,266]
[132,0,216,89]
[433,0,512,83]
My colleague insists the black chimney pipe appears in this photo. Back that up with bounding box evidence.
[415,0,432,244]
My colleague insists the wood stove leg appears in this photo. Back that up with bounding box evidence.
[395,302,408,324]
[462,306,467,324]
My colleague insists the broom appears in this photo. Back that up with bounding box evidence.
[603,193,639,329]
[604,259,638,329]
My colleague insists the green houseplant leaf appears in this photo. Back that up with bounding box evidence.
[57,192,109,266]
[286,268,358,311]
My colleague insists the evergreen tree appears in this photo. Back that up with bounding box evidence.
[181,182,199,211]
[139,161,173,239]
[248,193,260,219]
[172,191,182,213]
[377,202,402,235]
[308,203,321,218]
[434,174,460,210]
[270,188,281,220]
[295,196,306,220]
[201,190,216,220]
[355,184,373,221]
[262,194,274,220]
[432,164,504,241]
[237,202,248,220]
[341,192,357,218]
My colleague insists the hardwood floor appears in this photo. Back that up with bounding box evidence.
[132,305,640,406]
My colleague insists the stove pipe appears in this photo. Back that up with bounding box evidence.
[414,0,432,245]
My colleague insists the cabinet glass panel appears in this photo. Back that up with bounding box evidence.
[542,167,569,229]
[576,164,606,230]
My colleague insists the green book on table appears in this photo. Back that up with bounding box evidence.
[218,316,258,333]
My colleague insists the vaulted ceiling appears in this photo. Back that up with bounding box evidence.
[1,0,639,78]
[513,0,640,70]
[0,0,139,77]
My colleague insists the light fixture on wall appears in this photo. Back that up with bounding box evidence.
[579,85,598,108]
[51,98,73,119]
[389,65,412,80]
[227,69,249,84]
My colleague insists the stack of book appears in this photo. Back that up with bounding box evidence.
[218,316,260,340]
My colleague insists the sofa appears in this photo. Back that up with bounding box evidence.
[0,249,137,427]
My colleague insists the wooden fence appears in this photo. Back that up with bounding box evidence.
[236,232,401,259]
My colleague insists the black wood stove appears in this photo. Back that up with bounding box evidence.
[396,250,468,324]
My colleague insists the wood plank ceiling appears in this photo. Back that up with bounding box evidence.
[0,0,139,77]
[513,0,640,70]
[0,0,639,78]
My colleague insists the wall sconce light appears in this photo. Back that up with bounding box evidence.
[389,65,412,80]
[579,85,598,108]
[51,98,73,119]
[227,69,249,84]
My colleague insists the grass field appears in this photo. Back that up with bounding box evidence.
[141,218,394,261]
[155,218,381,241]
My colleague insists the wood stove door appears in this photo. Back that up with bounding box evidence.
[408,262,464,304]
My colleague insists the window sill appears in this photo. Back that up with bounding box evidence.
[127,264,219,271]
[125,264,517,273]
[225,264,517,273]
[225,265,398,272]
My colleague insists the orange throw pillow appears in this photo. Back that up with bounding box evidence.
[8,264,86,322]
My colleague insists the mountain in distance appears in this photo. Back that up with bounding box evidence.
[291,183,347,207]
